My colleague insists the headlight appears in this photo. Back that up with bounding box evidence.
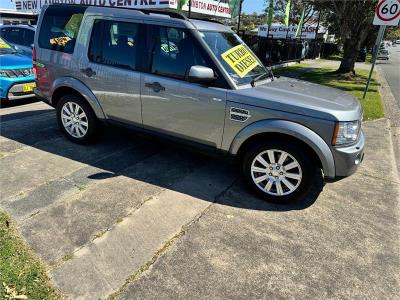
[0,70,9,77]
[332,121,361,146]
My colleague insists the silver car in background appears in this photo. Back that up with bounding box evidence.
[33,5,365,203]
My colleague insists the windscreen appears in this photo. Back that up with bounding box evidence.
[199,31,271,86]
[0,37,17,55]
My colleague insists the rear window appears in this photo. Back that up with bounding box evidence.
[38,5,86,53]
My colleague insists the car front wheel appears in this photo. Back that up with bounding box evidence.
[242,140,315,203]
[56,94,98,144]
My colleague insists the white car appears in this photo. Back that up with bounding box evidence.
[377,48,389,60]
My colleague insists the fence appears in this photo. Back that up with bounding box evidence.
[241,32,325,66]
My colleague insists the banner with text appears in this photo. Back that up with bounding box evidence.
[14,0,232,18]
[258,24,318,39]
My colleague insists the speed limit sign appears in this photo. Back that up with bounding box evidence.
[373,0,400,25]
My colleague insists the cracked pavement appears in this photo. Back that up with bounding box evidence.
[0,101,399,299]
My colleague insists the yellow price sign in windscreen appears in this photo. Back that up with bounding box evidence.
[0,37,11,49]
[221,44,259,78]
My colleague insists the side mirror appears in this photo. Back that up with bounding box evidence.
[187,66,216,84]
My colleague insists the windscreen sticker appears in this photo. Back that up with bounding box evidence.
[221,44,259,78]
[0,37,11,48]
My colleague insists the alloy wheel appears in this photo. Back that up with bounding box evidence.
[61,101,89,138]
[250,149,303,196]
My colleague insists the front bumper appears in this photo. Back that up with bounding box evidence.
[0,76,35,101]
[330,129,365,178]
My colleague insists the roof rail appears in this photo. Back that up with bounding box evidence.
[139,8,188,20]
[188,17,224,25]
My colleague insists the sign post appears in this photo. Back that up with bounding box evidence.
[363,25,386,99]
[363,0,400,99]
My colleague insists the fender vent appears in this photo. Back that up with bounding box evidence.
[230,107,251,122]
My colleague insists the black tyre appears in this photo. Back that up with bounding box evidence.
[56,94,99,144]
[242,140,316,204]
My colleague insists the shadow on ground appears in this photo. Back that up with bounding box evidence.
[1,109,324,212]
[0,97,38,109]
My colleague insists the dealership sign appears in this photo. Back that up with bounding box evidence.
[14,0,232,18]
[258,24,318,39]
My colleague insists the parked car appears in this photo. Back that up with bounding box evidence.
[34,5,365,203]
[0,24,36,56]
[377,44,389,60]
[0,37,35,105]
[377,49,389,60]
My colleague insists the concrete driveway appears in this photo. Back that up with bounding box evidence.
[0,102,399,299]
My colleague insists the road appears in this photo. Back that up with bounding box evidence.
[378,44,400,107]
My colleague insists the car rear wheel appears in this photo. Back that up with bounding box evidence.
[56,94,98,144]
[242,140,315,203]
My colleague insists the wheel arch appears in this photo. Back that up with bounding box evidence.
[230,119,336,178]
[51,77,106,120]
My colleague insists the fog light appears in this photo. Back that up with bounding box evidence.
[355,153,362,165]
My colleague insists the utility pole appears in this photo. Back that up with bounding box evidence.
[188,0,191,18]
[237,0,243,35]
[313,11,321,59]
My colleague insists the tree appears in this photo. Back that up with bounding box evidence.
[312,0,378,74]
[385,27,400,41]
[264,0,315,25]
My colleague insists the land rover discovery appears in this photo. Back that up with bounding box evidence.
[33,5,365,203]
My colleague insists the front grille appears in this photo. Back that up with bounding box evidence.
[2,68,33,78]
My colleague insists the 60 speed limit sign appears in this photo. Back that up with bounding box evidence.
[373,0,400,25]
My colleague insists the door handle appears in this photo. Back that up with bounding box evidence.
[145,81,165,93]
[81,67,96,77]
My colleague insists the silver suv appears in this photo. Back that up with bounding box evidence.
[33,5,364,203]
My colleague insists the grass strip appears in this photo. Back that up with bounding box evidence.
[0,211,62,299]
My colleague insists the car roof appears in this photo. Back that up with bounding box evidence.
[0,24,36,30]
[76,5,232,33]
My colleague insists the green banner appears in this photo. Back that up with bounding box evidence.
[229,0,241,18]
[177,0,188,12]
[266,0,274,27]
[284,0,291,27]
[295,7,305,37]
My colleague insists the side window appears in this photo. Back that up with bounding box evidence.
[88,20,138,70]
[22,29,35,47]
[38,5,86,53]
[150,26,210,80]
[3,28,23,45]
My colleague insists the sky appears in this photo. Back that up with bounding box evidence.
[243,1,265,14]
[1,0,266,14]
